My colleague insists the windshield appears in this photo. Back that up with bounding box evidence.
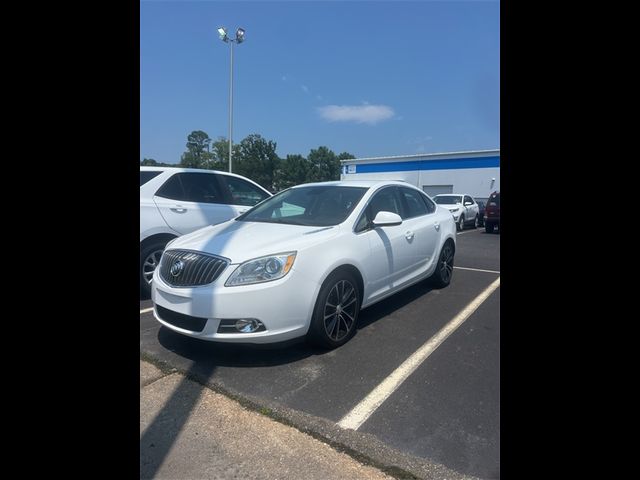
[434,195,462,205]
[237,185,368,227]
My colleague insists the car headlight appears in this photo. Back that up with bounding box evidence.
[225,252,296,287]
[450,208,459,213]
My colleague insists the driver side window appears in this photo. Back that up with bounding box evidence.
[355,187,401,233]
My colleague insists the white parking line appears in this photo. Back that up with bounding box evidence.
[140,307,154,314]
[337,276,500,431]
[457,229,482,235]
[454,266,500,274]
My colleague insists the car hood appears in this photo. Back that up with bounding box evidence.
[165,219,341,264]
[442,204,462,211]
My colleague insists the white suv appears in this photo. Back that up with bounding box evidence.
[432,194,480,231]
[140,167,271,295]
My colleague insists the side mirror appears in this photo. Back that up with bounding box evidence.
[464,201,472,206]
[372,211,402,227]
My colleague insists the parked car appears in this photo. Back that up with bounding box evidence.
[140,167,272,296]
[484,191,500,233]
[476,200,486,227]
[432,194,480,231]
[151,180,457,349]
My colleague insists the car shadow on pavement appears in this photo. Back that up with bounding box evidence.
[140,360,217,479]
[357,279,435,330]
[156,326,325,367]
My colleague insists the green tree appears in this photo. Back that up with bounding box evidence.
[179,130,212,168]
[235,134,280,191]
[206,137,240,171]
[140,158,158,166]
[307,146,341,182]
[275,154,310,191]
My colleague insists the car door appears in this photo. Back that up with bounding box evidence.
[153,172,238,235]
[355,186,417,303]
[218,175,271,217]
[397,187,441,282]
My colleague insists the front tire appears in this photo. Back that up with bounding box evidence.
[307,271,360,349]
[474,215,479,229]
[429,241,455,288]
[140,240,169,297]
[457,215,465,231]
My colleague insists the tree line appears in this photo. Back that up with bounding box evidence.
[141,130,355,192]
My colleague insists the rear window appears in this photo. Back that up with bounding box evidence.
[488,193,500,206]
[140,171,162,186]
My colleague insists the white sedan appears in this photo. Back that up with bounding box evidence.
[152,180,457,348]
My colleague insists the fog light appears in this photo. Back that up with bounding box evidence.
[216,318,266,333]
[235,318,264,333]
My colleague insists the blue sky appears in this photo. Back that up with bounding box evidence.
[140,1,499,163]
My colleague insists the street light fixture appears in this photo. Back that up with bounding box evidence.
[217,26,246,173]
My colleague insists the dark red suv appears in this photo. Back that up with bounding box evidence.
[484,191,500,233]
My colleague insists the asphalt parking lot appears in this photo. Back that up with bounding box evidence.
[140,228,500,479]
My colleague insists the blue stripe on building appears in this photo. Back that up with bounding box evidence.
[347,155,500,174]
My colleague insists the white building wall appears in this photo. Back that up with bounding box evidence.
[341,167,499,200]
[418,167,500,200]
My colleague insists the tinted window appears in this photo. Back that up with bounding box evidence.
[155,173,223,203]
[369,187,402,218]
[180,173,223,203]
[434,195,462,205]
[464,195,474,205]
[488,192,500,206]
[238,186,367,227]
[400,187,428,219]
[155,174,185,200]
[355,187,402,233]
[140,171,162,186]
[223,176,270,206]
[421,194,436,214]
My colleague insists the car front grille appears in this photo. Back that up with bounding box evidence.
[160,249,228,287]
[156,304,208,332]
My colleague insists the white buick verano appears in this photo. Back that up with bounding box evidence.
[152,180,456,349]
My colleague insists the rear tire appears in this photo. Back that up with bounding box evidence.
[307,270,361,349]
[429,241,455,288]
[485,223,495,233]
[140,240,169,298]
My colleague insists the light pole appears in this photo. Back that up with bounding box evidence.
[217,26,245,173]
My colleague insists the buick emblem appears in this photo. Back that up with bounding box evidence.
[170,260,185,277]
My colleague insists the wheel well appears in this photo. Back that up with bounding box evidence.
[444,237,456,254]
[328,264,364,300]
[140,233,177,251]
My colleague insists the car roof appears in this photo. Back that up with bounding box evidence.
[140,166,268,184]
[290,180,418,189]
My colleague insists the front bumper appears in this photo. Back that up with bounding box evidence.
[151,265,319,344]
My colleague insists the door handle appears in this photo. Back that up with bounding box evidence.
[405,231,415,240]
[434,222,440,231]
[238,210,248,214]
[170,206,187,213]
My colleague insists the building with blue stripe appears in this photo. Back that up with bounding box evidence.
[340,149,500,200]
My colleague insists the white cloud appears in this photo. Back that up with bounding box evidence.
[317,104,395,125]
[301,85,309,93]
